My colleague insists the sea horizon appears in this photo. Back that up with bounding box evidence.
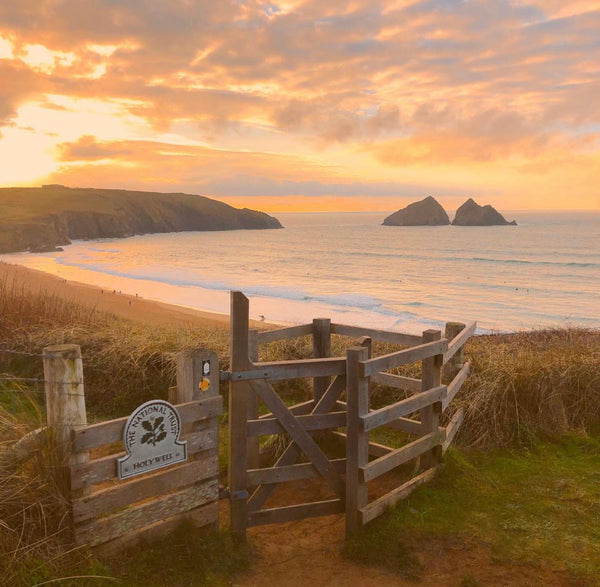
[2,209,598,336]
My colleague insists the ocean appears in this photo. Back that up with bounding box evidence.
[2,211,599,334]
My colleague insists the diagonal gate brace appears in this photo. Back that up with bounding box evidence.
[248,375,347,511]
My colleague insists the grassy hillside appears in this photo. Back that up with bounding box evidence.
[0,185,282,253]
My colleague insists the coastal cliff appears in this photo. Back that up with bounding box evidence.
[382,196,450,226]
[452,198,517,226]
[0,186,283,253]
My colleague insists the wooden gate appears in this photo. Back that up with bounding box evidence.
[227,292,475,540]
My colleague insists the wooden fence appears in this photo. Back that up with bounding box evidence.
[41,345,222,553]
[227,291,475,539]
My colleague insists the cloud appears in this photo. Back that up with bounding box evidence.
[58,134,133,160]
[1,1,600,208]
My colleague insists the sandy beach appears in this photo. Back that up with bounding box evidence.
[0,261,269,330]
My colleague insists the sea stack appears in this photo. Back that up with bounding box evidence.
[382,196,450,226]
[452,198,517,226]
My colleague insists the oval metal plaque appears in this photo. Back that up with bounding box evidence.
[118,400,187,480]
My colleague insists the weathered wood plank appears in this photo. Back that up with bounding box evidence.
[336,401,424,435]
[329,431,392,458]
[251,379,345,498]
[247,411,346,437]
[247,330,260,471]
[359,467,438,525]
[313,318,332,402]
[258,399,315,420]
[361,385,447,432]
[92,501,218,555]
[370,372,422,393]
[70,428,218,490]
[444,321,476,364]
[246,458,346,487]
[442,361,471,410]
[360,431,445,483]
[73,396,222,452]
[256,323,313,344]
[345,344,370,538]
[72,454,218,524]
[248,499,343,527]
[330,324,422,346]
[75,479,218,547]
[361,339,448,377]
[443,322,465,382]
[228,291,250,539]
[420,330,443,469]
[233,357,346,382]
[442,408,464,453]
[247,374,346,512]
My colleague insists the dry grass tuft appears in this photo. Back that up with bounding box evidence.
[0,385,77,586]
[456,328,600,447]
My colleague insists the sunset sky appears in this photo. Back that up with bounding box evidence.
[1,0,599,212]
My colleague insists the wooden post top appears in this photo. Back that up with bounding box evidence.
[43,344,82,359]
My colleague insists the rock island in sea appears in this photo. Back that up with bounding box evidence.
[0,185,283,253]
[382,196,450,226]
[452,198,517,226]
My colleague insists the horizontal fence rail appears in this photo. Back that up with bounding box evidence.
[361,339,448,377]
[330,323,423,346]
[256,323,314,344]
[361,385,447,432]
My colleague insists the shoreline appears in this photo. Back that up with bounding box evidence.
[0,261,273,331]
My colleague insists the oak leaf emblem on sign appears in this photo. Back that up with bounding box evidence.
[140,416,167,446]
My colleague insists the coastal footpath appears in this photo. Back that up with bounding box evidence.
[0,185,283,253]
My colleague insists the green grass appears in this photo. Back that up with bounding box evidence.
[344,435,600,584]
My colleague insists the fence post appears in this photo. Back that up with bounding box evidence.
[443,322,466,383]
[229,291,250,541]
[312,318,331,402]
[345,343,370,538]
[176,348,220,403]
[43,344,88,495]
[247,329,260,470]
[420,330,443,469]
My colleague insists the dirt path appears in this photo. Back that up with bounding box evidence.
[222,495,572,587]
